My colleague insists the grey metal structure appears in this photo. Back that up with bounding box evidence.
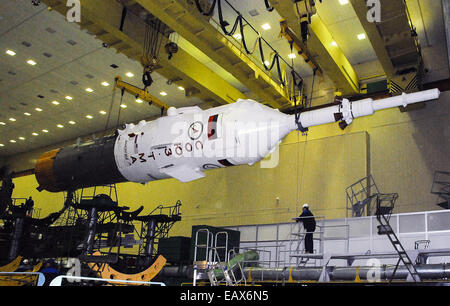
[286,216,349,267]
[49,275,166,286]
[374,193,421,282]
[243,263,450,283]
[214,207,450,283]
[346,175,380,218]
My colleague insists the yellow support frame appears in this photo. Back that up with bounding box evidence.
[134,0,291,108]
[270,0,360,95]
[114,77,170,110]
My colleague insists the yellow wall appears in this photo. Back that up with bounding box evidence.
[9,91,450,238]
[12,131,369,237]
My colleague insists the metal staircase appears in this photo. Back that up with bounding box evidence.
[193,229,247,286]
[288,227,310,267]
[346,175,380,218]
[375,193,421,283]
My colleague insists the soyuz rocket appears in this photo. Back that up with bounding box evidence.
[35,88,440,193]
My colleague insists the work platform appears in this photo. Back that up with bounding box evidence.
[217,208,450,285]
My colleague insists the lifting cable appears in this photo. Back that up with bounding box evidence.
[142,18,168,89]
[264,0,274,12]
[115,89,126,130]
[194,0,304,105]
[101,87,125,140]
[103,88,117,134]
[288,41,304,128]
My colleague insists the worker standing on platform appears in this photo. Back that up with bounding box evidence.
[297,204,316,253]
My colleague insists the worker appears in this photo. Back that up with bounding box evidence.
[296,203,316,253]
[24,197,34,217]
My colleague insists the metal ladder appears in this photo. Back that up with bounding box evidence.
[288,222,307,266]
[288,219,321,267]
[375,194,421,283]
[223,249,247,286]
[193,229,230,286]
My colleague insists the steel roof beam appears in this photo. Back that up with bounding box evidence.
[270,0,360,95]
[134,0,292,109]
[42,0,246,106]
[349,0,395,78]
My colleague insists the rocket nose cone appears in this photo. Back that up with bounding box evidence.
[287,114,299,132]
[267,114,298,149]
[266,113,298,142]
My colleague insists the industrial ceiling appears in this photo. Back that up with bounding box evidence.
[0,0,448,159]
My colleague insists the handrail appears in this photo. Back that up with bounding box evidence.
[148,200,182,217]
[49,275,166,286]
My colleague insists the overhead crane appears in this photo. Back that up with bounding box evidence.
[114,76,170,115]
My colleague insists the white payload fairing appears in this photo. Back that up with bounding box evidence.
[35,89,440,193]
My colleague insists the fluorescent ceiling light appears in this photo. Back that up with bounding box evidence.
[68,121,76,125]
[35,108,43,112]
[135,98,143,103]
[126,72,134,77]
[32,133,39,136]
[357,33,366,40]
[24,112,31,116]
[288,53,296,59]
[27,59,37,66]
[120,104,127,108]
[86,115,93,119]
[339,0,349,5]
[52,100,60,105]
[0,122,5,125]
[99,110,107,115]
[65,96,73,100]
[9,140,16,143]
[9,118,16,122]
[85,88,94,93]
[101,81,110,87]
[160,91,167,96]
[57,124,64,128]
[42,129,49,133]
[6,50,16,56]
[261,23,271,30]
[178,86,185,91]
[19,137,25,140]
[0,144,4,147]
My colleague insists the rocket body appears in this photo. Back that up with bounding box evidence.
[35,99,295,192]
[113,99,295,184]
[35,89,440,193]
